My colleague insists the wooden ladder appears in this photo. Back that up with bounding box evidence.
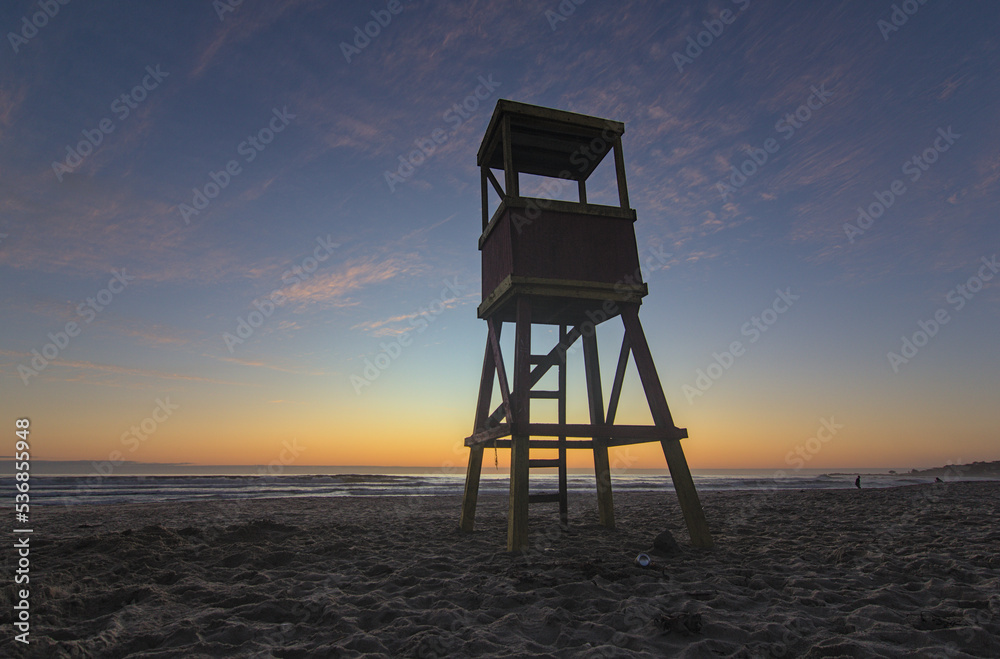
[526,326,569,527]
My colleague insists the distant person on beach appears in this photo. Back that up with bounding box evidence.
[855,475,861,489]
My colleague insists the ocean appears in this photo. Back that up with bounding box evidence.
[1,467,968,507]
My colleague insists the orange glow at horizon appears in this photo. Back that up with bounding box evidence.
[21,341,997,472]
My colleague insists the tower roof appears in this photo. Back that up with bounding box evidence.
[477,100,625,181]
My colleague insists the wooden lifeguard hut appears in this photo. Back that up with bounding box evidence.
[458,100,713,552]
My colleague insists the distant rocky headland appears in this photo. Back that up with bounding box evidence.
[907,460,1000,477]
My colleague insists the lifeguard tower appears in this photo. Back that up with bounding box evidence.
[458,100,713,552]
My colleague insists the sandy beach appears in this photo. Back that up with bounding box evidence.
[8,481,1000,658]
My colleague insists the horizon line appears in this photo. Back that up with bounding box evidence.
[2,458,990,472]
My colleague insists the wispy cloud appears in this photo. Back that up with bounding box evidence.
[0,350,249,387]
[205,353,326,376]
[190,0,314,79]
[0,84,26,144]
[350,296,467,337]
[279,253,424,309]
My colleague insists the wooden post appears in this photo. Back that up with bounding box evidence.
[508,298,531,552]
[502,116,518,201]
[621,305,713,548]
[461,446,485,532]
[606,334,631,425]
[486,168,505,201]
[660,438,713,545]
[557,324,569,527]
[460,336,498,532]
[487,318,513,423]
[480,168,489,231]
[613,137,630,210]
[583,331,614,528]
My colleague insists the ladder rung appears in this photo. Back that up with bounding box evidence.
[529,390,561,399]
[528,493,562,504]
[528,459,562,469]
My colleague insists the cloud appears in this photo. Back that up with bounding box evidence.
[0,84,26,144]
[204,354,325,376]
[190,0,314,79]
[0,350,249,388]
[109,320,197,347]
[350,295,467,337]
[0,178,311,286]
[278,253,424,309]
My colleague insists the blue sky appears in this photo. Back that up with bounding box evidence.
[1,0,998,470]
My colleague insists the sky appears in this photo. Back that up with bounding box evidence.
[1,0,998,473]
